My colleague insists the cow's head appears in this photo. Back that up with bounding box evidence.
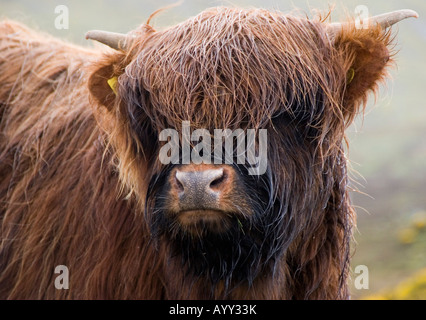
[87,8,417,298]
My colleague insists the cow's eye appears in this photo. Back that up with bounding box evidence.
[270,111,297,130]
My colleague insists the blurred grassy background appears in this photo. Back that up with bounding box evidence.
[1,0,425,299]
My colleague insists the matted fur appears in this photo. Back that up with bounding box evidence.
[0,7,395,299]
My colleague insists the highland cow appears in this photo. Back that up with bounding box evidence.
[0,7,418,299]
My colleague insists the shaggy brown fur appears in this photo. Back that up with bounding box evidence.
[0,7,396,299]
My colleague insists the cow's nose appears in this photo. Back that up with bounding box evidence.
[174,168,228,210]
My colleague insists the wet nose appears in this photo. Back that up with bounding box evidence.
[174,168,229,210]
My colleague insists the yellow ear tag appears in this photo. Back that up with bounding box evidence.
[107,76,118,95]
[347,68,355,85]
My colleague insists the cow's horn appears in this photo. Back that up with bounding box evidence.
[327,9,419,39]
[85,30,130,50]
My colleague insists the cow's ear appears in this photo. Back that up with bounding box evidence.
[88,53,127,110]
[87,25,155,110]
[333,24,393,122]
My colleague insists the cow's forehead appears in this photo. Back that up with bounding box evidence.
[124,7,341,131]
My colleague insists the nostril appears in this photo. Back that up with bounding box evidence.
[209,170,227,190]
[175,174,184,193]
[209,176,223,188]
